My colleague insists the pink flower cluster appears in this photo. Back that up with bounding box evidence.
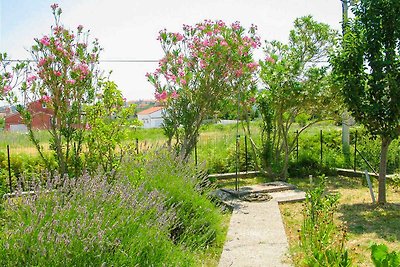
[51,3,59,10]
[2,85,12,94]
[41,95,51,103]
[174,33,184,41]
[155,90,167,101]
[266,56,276,64]
[74,63,89,80]
[247,62,259,71]
[231,21,241,30]
[40,36,51,46]
[154,90,179,101]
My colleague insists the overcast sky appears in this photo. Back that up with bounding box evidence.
[1,0,343,100]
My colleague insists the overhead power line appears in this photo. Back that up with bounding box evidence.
[2,59,160,63]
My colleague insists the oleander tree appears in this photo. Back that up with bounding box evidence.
[0,4,135,179]
[258,16,339,179]
[147,20,260,159]
[331,0,400,204]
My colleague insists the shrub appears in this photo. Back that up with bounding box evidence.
[133,149,225,251]
[299,178,351,266]
[370,243,400,267]
[0,172,195,266]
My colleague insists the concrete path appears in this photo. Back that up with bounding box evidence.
[218,184,305,267]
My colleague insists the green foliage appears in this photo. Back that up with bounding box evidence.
[332,0,400,203]
[148,20,260,159]
[0,173,194,266]
[370,243,400,267]
[258,16,339,179]
[332,0,400,140]
[85,81,138,177]
[0,149,225,266]
[132,150,225,251]
[299,178,351,266]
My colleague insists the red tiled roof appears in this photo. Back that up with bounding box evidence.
[137,106,164,115]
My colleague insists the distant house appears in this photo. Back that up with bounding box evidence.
[137,106,164,128]
[5,100,53,132]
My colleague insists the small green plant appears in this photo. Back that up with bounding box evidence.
[299,178,351,266]
[370,243,400,267]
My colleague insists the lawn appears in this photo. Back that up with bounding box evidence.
[280,175,400,266]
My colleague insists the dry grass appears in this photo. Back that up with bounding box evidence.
[280,176,400,266]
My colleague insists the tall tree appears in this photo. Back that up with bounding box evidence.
[147,20,259,159]
[332,0,400,204]
[258,16,338,179]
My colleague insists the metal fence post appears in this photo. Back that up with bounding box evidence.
[354,130,358,172]
[320,129,323,166]
[194,142,198,166]
[296,130,299,162]
[245,135,248,174]
[7,145,12,193]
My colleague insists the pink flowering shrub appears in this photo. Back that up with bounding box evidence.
[1,4,103,178]
[147,20,260,158]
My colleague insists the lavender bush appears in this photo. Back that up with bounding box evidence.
[0,171,195,266]
[133,149,225,250]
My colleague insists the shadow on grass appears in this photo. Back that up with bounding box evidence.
[339,203,400,243]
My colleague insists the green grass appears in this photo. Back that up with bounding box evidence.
[280,176,400,266]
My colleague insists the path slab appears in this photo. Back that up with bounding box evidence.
[218,183,306,267]
[218,199,292,267]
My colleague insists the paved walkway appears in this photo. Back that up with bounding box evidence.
[218,184,305,267]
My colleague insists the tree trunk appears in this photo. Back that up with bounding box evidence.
[378,136,391,204]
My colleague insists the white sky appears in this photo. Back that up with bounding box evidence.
[1,0,342,100]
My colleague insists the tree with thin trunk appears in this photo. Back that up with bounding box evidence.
[332,0,400,204]
[258,16,339,179]
[147,20,259,160]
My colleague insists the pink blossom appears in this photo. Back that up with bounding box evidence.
[170,91,179,99]
[266,56,276,64]
[41,95,51,103]
[66,79,76,84]
[235,69,243,77]
[53,25,63,34]
[85,123,91,130]
[206,31,212,36]
[247,62,259,70]
[145,72,151,78]
[40,36,51,46]
[197,25,206,31]
[27,75,37,83]
[155,90,168,101]
[123,97,127,102]
[181,79,187,86]
[231,21,241,30]
[174,33,184,41]
[220,40,228,46]
[249,97,256,103]
[38,58,47,67]
[51,3,59,10]
[217,20,226,27]
[54,71,62,77]
[178,71,185,77]
[200,60,207,69]
[76,63,89,75]
[3,85,12,94]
